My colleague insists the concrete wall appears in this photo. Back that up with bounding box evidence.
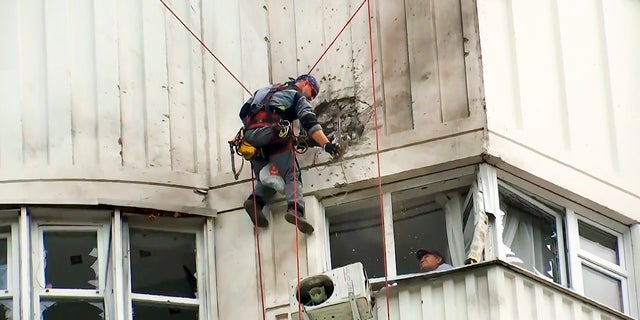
[0,0,215,214]
[209,0,486,214]
[477,0,640,221]
[0,0,487,217]
[212,0,487,318]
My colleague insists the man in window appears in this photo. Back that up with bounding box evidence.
[416,248,453,272]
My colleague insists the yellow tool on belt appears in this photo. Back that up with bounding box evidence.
[228,128,257,180]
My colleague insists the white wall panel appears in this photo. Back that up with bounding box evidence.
[0,0,487,215]
[0,0,220,213]
[478,0,640,219]
[0,0,211,172]
[0,0,23,167]
[373,264,630,320]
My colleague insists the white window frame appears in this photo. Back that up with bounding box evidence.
[0,210,20,320]
[322,165,477,283]
[497,180,569,286]
[30,221,111,319]
[496,168,637,316]
[122,214,207,320]
[566,209,633,313]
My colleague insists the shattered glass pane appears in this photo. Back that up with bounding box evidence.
[130,229,197,298]
[40,299,104,320]
[0,299,11,320]
[43,232,98,289]
[132,301,198,320]
[0,238,7,290]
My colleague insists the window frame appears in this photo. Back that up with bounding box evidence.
[566,209,633,313]
[496,169,637,315]
[30,220,112,319]
[122,214,207,320]
[0,211,20,320]
[323,166,477,283]
[497,180,569,286]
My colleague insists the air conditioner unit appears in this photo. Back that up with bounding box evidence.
[289,262,373,320]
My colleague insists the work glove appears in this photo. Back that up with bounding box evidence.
[323,142,342,158]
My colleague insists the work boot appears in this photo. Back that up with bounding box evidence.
[284,208,314,234]
[244,197,269,228]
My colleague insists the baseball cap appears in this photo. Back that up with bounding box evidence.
[296,74,320,95]
[416,248,444,261]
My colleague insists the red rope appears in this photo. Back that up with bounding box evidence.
[291,147,303,320]
[308,0,368,75]
[159,0,252,96]
[249,170,267,320]
[366,1,391,319]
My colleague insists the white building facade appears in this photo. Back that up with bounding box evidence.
[0,0,638,319]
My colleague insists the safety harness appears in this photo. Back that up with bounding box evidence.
[228,84,294,179]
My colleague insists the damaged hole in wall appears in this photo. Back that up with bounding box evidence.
[301,97,373,150]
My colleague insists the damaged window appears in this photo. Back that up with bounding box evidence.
[132,301,198,320]
[0,223,16,320]
[0,299,11,320]
[126,226,201,320]
[129,230,197,298]
[41,299,104,320]
[327,181,471,281]
[499,183,563,283]
[0,237,13,320]
[0,237,7,291]
[33,223,111,320]
[4,208,211,320]
[43,232,99,289]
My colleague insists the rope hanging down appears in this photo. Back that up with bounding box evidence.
[307,0,368,74]
[250,170,268,320]
[366,0,392,318]
[159,0,252,95]
[160,0,391,319]
[292,149,303,320]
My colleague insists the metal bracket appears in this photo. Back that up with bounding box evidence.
[349,292,362,320]
[300,307,312,320]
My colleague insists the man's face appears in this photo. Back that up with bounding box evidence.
[419,253,442,272]
[299,80,318,101]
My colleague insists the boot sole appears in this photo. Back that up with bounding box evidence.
[244,200,269,228]
[284,212,314,234]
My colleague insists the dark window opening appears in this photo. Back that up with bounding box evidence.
[43,232,98,289]
[130,230,197,298]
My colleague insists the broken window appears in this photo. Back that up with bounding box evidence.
[499,182,564,283]
[0,220,17,320]
[327,174,473,281]
[126,225,201,320]
[0,237,7,291]
[33,223,111,320]
[132,301,198,320]
[0,233,12,320]
[43,232,99,289]
[492,174,636,315]
[41,299,104,320]
[0,299,11,320]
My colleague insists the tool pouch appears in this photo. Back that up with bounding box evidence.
[237,140,257,160]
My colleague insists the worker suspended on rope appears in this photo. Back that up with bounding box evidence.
[236,74,342,234]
